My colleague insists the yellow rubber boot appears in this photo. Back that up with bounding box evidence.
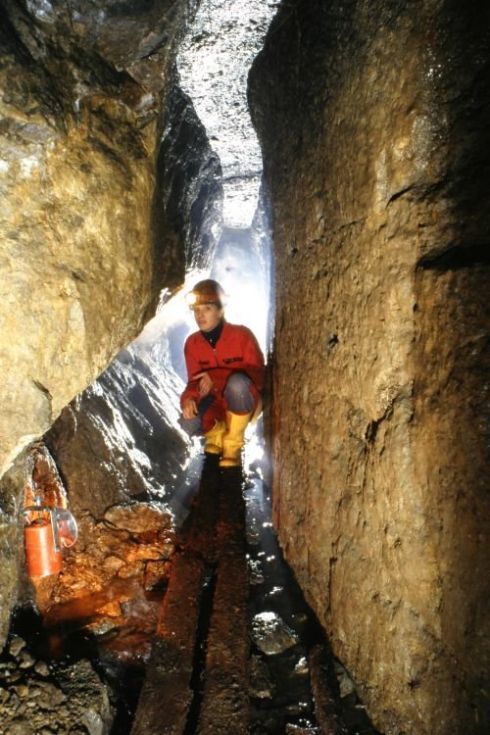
[204,420,226,455]
[219,411,252,468]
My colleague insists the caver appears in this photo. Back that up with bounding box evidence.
[180,279,264,468]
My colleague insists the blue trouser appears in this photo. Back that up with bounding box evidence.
[180,372,256,437]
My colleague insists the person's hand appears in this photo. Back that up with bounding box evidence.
[182,398,198,419]
[195,371,214,398]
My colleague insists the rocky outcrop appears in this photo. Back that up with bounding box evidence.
[40,78,224,537]
[250,1,490,733]
[0,0,228,653]
[45,346,189,521]
[156,85,223,271]
[0,0,192,477]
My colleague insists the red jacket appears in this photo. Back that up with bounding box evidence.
[181,321,265,407]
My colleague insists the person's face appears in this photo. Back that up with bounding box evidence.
[193,303,223,332]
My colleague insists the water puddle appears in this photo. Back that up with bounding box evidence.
[245,470,379,735]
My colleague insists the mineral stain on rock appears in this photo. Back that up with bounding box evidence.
[249,1,490,733]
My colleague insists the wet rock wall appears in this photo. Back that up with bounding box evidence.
[157,85,223,272]
[0,451,34,649]
[0,0,191,476]
[43,84,223,525]
[0,0,219,650]
[44,349,186,521]
[250,1,490,733]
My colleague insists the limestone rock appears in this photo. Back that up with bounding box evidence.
[0,0,191,477]
[103,502,173,535]
[252,611,299,656]
[41,83,223,525]
[45,348,189,520]
[250,1,490,733]
[8,637,26,659]
[33,661,50,678]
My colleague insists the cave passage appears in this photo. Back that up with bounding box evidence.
[0,2,360,734]
[0,1,376,732]
[124,1,378,732]
[4,0,487,733]
[130,458,378,735]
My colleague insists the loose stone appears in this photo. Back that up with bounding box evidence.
[294,656,309,675]
[18,652,35,669]
[8,638,26,658]
[252,611,299,655]
[34,661,50,677]
[13,685,29,698]
[334,660,356,698]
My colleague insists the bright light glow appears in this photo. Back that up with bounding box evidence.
[131,2,276,479]
[178,0,278,229]
[186,291,198,308]
[132,267,209,352]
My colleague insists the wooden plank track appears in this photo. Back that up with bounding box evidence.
[131,459,249,735]
[196,471,249,735]
[131,553,206,735]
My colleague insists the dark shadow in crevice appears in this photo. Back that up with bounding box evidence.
[418,242,490,271]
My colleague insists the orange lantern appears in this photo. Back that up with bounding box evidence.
[24,507,62,578]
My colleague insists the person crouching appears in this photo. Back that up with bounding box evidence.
[180,279,264,469]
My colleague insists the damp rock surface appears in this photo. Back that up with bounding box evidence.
[250,1,490,734]
[156,84,223,272]
[0,0,225,645]
[177,0,277,227]
[252,611,299,656]
[0,0,191,477]
[103,502,173,535]
[45,348,190,520]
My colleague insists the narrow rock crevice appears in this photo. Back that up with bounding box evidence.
[417,242,490,270]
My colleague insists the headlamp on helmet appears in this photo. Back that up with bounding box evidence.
[186,279,224,310]
[186,291,199,308]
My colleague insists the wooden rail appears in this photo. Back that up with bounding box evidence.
[131,461,249,735]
